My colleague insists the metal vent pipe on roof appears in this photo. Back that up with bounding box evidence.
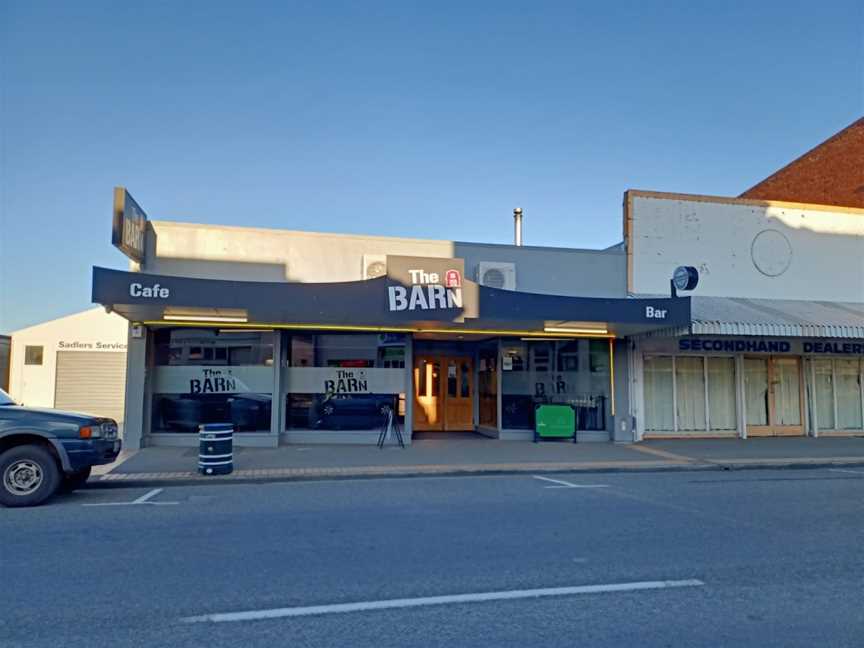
[513,207,523,246]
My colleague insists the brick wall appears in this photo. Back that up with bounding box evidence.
[740,117,864,209]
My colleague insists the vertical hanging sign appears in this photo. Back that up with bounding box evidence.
[112,187,148,263]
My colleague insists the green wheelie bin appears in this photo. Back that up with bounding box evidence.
[534,404,576,442]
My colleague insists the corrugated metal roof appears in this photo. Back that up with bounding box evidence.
[690,297,864,338]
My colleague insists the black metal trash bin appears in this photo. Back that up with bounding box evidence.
[198,423,234,475]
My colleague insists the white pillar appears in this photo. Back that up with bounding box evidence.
[122,325,147,449]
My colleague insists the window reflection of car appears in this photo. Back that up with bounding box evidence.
[229,393,271,431]
[157,394,271,432]
[314,394,394,430]
[159,397,204,432]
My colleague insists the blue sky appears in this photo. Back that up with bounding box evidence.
[1,0,862,332]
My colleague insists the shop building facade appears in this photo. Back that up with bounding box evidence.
[97,181,864,446]
[7,308,129,425]
[626,190,864,439]
[97,191,690,449]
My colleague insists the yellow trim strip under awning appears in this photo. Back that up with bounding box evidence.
[140,320,615,339]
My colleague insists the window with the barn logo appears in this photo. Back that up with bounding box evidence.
[284,333,406,432]
[150,329,274,433]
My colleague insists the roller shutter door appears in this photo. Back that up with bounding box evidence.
[54,351,127,424]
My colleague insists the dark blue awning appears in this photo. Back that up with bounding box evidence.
[92,266,690,337]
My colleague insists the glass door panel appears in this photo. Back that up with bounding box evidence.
[813,359,835,430]
[414,355,474,432]
[413,356,443,430]
[444,356,474,431]
[773,357,802,428]
[744,358,769,430]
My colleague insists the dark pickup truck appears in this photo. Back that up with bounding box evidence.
[0,388,121,507]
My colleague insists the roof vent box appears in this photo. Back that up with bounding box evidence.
[476,262,516,291]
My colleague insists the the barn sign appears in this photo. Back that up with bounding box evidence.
[384,255,478,321]
[387,266,463,312]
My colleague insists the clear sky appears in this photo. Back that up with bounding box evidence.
[1,0,862,332]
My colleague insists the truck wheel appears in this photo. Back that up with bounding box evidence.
[58,467,92,493]
[0,445,61,508]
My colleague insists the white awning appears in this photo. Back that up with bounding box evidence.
[637,296,864,339]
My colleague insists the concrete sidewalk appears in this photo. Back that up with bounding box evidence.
[92,435,864,486]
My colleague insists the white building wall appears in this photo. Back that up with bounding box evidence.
[144,221,626,298]
[8,308,129,408]
[626,191,864,302]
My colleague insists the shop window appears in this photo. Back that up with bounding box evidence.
[150,329,274,433]
[556,342,579,372]
[645,355,737,435]
[502,340,609,432]
[644,356,674,432]
[707,357,737,431]
[501,344,525,372]
[288,333,405,368]
[813,360,835,430]
[478,347,498,428]
[813,358,863,432]
[589,340,609,373]
[836,359,863,430]
[284,333,406,431]
[24,346,43,366]
[675,357,706,431]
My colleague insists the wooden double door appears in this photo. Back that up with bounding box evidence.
[413,355,474,431]
[744,356,805,437]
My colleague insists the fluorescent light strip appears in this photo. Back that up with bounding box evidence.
[543,326,608,335]
[163,314,249,323]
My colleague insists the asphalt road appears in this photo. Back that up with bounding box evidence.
[2,467,864,647]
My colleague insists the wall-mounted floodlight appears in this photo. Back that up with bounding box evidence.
[671,266,699,297]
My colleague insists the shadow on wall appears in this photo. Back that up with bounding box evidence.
[147,257,292,282]
[145,223,292,281]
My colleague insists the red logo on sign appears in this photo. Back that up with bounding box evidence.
[445,270,461,288]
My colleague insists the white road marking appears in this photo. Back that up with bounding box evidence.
[133,488,164,504]
[829,468,864,476]
[182,579,705,623]
[83,488,180,507]
[532,475,609,489]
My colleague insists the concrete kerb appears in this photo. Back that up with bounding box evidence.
[85,457,864,490]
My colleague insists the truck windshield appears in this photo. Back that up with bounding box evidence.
[0,389,16,406]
